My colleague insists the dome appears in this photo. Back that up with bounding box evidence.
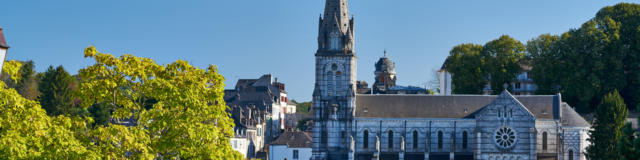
[375,51,395,73]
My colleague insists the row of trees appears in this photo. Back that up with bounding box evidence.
[0,46,241,159]
[446,3,640,113]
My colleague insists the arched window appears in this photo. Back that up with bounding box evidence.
[363,130,369,149]
[438,131,443,149]
[542,132,548,150]
[568,149,574,160]
[388,130,394,149]
[462,131,468,149]
[413,130,418,149]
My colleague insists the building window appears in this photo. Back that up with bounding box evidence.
[413,130,418,149]
[336,71,342,94]
[438,131,443,149]
[322,131,328,145]
[388,130,394,149]
[293,149,299,159]
[542,132,548,150]
[326,71,333,95]
[364,130,369,148]
[330,34,340,50]
[516,82,521,89]
[568,149,574,160]
[258,128,262,136]
[462,131,468,149]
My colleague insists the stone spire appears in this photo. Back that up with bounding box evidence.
[317,0,355,55]
[323,0,350,32]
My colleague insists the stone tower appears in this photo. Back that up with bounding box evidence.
[312,0,357,159]
[373,50,397,94]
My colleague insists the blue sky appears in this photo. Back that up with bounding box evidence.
[0,0,634,101]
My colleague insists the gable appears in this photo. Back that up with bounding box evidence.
[474,91,535,120]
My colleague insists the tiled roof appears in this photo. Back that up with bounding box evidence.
[0,27,9,48]
[355,93,560,119]
[270,132,312,148]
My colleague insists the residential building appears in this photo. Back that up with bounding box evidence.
[270,132,313,160]
[225,74,296,158]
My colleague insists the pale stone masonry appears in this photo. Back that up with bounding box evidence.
[312,1,590,160]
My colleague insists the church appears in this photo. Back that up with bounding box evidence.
[311,1,591,160]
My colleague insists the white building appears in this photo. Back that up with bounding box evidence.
[270,132,313,160]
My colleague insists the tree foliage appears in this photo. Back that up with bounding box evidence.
[76,46,241,159]
[445,43,486,94]
[39,65,83,116]
[617,122,640,160]
[0,60,40,100]
[0,47,242,159]
[482,35,526,94]
[445,35,526,94]
[528,3,640,112]
[587,90,628,159]
[446,3,640,112]
[0,61,96,159]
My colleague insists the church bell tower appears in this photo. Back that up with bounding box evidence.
[312,0,357,159]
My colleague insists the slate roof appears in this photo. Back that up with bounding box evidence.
[270,132,313,148]
[561,103,590,127]
[375,56,395,73]
[355,94,560,119]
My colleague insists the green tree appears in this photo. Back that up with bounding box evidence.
[445,43,486,94]
[87,102,112,127]
[294,100,311,114]
[527,34,561,94]
[39,65,84,116]
[0,60,40,100]
[595,3,640,110]
[587,90,628,159]
[17,60,40,100]
[481,35,526,94]
[0,60,97,159]
[76,46,242,159]
[617,123,640,160]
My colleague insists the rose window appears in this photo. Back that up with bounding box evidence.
[494,126,517,149]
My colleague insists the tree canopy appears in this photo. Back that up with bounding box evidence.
[0,47,242,159]
[39,65,82,116]
[445,35,526,94]
[446,3,640,112]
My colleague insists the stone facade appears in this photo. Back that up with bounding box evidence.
[312,1,590,160]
